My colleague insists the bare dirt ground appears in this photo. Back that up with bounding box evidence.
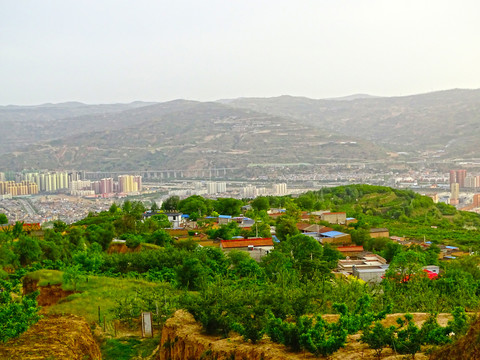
[0,314,102,360]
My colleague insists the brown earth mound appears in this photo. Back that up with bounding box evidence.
[36,283,76,307]
[431,316,480,360]
[22,276,76,308]
[0,314,102,360]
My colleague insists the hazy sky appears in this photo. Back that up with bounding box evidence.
[1,0,479,105]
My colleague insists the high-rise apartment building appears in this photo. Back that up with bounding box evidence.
[272,183,287,195]
[450,170,467,188]
[473,194,480,208]
[206,182,216,194]
[243,185,256,198]
[0,181,38,196]
[216,182,226,193]
[133,175,142,192]
[256,187,266,196]
[465,175,480,188]
[91,181,101,194]
[100,178,114,194]
[450,183,460,205]
[118,175,142,193]
[206,181,226,194]
[69,180,92,194]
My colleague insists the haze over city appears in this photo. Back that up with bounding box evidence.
[1,0,480,105]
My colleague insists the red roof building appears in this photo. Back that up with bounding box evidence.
[220,238,274,249]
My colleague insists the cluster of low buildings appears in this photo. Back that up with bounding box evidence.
[145,206,447,285]
[0,195,116,224]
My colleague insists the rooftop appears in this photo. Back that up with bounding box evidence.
[321,230,347,238]
[370,228,389,233]
[220,238,274,249]
[336,245,364,253]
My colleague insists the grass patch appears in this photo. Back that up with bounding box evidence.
[28,269,163,323]
[101,336,160,360]
[140,243,162,251]
[27,269,63,286]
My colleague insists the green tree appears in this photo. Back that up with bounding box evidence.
[109,202,120,214]
[419,313,451,345]
[0,214,8,225]
[214,198,243,216]
[178,195,209,216]
[245,221,271,238]
[66,226,86,248]
[151,201,159,212]
[122,200,132,214]
[86,224,114,250]
[12,221,24,238]
[189,212,199,221]
[39,240,63,262]
[151,214,171,228]
[13,236,42,266]
[125,234,142,249]
[350,228,371,246]
[52,220,67,233]
[233,306,267,344]
[130,201,147,219]
[176,258,210,290]
[72,242,104,273]
[62,265,84,291]
[361,322,395,358]
[385,250,426,282]
[295,194,315,211]
[228,250,264,279]
[275,215,299,241]
[447,307,469,337]
[162,196,180,211]
[251,197,270,212]
[0,279,40,343]
[147,229,173,247]
[207,221,240,240]
[276,234,330,281]
[394,314,421,357]
[298,315,347,357]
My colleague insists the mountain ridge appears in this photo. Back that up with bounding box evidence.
[1,88,479,172]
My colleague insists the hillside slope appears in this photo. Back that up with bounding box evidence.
[0,102,386,171]
[226,89,480,156]
[0,101,156,154]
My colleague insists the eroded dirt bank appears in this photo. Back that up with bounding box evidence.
[158,310,458,360]
[0,314,102,360]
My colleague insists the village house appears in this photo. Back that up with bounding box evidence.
[220,238,274,262]
[369,228,390,238]
[320,212,347,225]
[319,230,351,245]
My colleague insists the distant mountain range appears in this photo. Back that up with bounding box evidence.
[227,89,480,156]
[1,89,479,172]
